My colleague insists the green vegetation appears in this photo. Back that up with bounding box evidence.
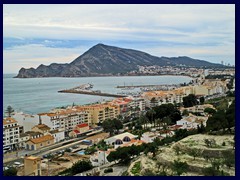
[3,167,18,176]
[182,94,198,108]
[102,118,123,136]
[5,105,14,117]
[206,100,235,133]
[171,160,188,176]
[58,160,93,176]
[131,161,141,175]
[104,167,113,173]
[149,103,182,125]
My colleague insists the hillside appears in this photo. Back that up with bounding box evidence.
[128,134,235,176]
[16,44,224,78]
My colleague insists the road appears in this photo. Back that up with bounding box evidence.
[3,136,87,167]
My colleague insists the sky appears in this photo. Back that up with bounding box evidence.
[3,4,235,74]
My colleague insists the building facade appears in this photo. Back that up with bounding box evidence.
[3,117,20,150]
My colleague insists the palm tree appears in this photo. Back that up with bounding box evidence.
[5,106,14,117]
[149,109,156,127]
[139,114,147,130]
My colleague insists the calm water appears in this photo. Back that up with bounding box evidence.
[3,74,192,114]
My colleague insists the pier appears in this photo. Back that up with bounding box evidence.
[116,84,175,88]
[58,84,127,98]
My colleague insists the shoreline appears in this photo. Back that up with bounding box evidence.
[11,74,193,79]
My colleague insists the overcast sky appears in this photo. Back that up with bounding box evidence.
[3,4,235,73]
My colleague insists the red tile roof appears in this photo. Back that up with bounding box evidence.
[73,130,80,134]
[29,135,54,144]
[77,123,88,128]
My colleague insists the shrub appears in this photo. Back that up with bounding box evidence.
[104,168,113,173]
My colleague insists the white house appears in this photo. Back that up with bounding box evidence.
[49,129,65,143]
[104,132,137,149]
[12,112,39,132]
[177,114,208,130]
[90,150,113,167]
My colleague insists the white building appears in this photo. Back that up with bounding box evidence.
[141,132,160,143]
[19,133,30,148]
[90,150,112,166]
[177,114,208,130]
[49,129,65,143]
[104,132,137,149]
[3,117,20,150]
[12,112,39,133]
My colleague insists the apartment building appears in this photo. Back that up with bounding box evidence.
[38,109,90,133]
[180,104,216,114]
[3,117,20,150]
[77,103,120,125]
[12,112,39,132]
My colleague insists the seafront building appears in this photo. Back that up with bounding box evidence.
[3,117,21,150]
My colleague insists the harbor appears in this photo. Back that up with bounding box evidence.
[58,83,127,98]
[116,84,181,91]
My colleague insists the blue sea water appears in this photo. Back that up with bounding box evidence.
[3,74,192,115]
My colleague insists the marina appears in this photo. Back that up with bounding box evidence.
[58,84,127,98]
[116,84,181,91]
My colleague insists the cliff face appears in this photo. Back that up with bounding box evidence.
[15,43,224,78]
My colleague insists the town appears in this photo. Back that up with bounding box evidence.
[3,68,235,176]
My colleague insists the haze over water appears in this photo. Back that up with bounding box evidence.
[3,74,192,115]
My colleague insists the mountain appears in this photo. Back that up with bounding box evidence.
[15,43,224,78]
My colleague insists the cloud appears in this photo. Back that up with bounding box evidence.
[3,4,235,73]
[3,44,89,73]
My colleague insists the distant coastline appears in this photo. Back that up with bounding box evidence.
[5,73,193,79]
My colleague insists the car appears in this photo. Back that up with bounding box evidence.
[42,154,48,158]
[14,162,21,165]
[3,167,9,171]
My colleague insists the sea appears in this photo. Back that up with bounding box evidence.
[3,74,192,115]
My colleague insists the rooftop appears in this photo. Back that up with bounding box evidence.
[29,134,54,144]
[3,117,18,125]
[33,124,51,131]
[76,123,89,128]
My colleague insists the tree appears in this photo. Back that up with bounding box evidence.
[150,97,158,107]
[144,142,158,157]
[204,107,216,115]
[206,110,227,132]
[222,150,235,169]
[182,109,189,116]
[71,160,93,175]
[139,114,148,130]
[153,104,182,124]
[102,119,115,136]
[147,109,156,127]
[187,148,201,160]
[197,122,206,133]
[173,145,181,155]
[182,94,198,108]
[113,119,123,134]
[199,96,205,105]
[171,160,188,176]
[4,167,18,176]
[5,105,14,117]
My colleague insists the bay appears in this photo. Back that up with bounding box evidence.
[3,74,192,114]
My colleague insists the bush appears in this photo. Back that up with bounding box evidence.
[104,168,113,173]
[4,167,18,176]
[65,148,72,153]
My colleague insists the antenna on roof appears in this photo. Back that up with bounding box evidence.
[38,115,42,125]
